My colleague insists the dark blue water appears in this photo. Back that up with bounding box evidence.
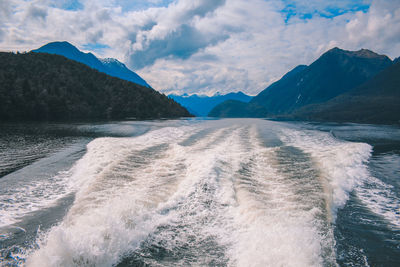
[313,123,400,266]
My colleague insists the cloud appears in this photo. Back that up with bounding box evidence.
[126,0,227,68]
[0,0,399,95]
[0,0,13,18]
[138,0,400,95]
[129,24,229,69]
[345,0,400,55]
[26,5,48,20]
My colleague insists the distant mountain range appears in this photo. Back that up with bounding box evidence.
[0,52,191,121]
[32,41,150,88]
[169,91,252,116]
[210,47,399,124]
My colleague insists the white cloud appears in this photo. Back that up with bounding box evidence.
[0,0,399,95]
[345,0,400,55]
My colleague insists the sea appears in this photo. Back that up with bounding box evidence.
[0,118,399,266]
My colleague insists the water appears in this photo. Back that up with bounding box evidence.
[0,119,399,266]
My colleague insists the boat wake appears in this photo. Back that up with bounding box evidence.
[2,119,385,266]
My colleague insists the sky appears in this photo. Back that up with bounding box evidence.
[0,0,399,95]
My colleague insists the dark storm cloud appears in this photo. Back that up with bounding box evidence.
[128,0,227,69]
[129,24,229,69]
[87,30,104,44]
[175,0,226,21]
[27,5,48,20]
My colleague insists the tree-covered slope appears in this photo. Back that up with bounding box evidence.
[0,52,192,121]
[208,65,306,118]
[293,60,400,124]
[209,47,395,123]
[251,47,392,114]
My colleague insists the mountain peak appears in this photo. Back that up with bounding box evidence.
[100,58,125,67]
[233,91,245,96]
[43,41,74,48]
[32,41,150,87]
[33,41,100,67]
[325,47,388,60]
[353,48,386,59]
[101,57,120,63]
[249,46,392,116]
[35,41,80,53]
[327,46,342,53]
[213,92,221,97]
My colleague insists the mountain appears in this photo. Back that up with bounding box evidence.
[208,100,266,118]
[169,91,252,116]
[293,60,400,124]
[251,47,392,114]
[0,52,192,121]
[210,47,394,121]
[32,41,150,87]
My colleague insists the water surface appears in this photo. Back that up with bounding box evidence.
[0,119,399,266]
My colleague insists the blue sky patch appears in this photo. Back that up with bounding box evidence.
[82,43,110,53]
[281,0,371,22]
[51,0,84,11]
[112,0,174,12]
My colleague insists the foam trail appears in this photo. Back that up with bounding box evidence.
[0,141,86,227]
[356,175,400,229]
[23,126,191,265]
[355,152,400,229]
[124,126,250,266]
[25,125,236,266]
[280,128,372,219]
[280,126,400,232]
[23,120,341,266]
[226,125,336,267]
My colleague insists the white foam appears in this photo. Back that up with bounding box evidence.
[25,124,257,266]
[23,120,338,266]
[356,175,400,229]
[280,126,400,231]
[25,125,216,266]
[280,128,372,219]
[0,142,85,228]
[0,171,72,228]
[225,126,335,267]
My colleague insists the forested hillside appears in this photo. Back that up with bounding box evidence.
[0,52,191,121]
[209,47,399,124]
[293,60,400,124]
